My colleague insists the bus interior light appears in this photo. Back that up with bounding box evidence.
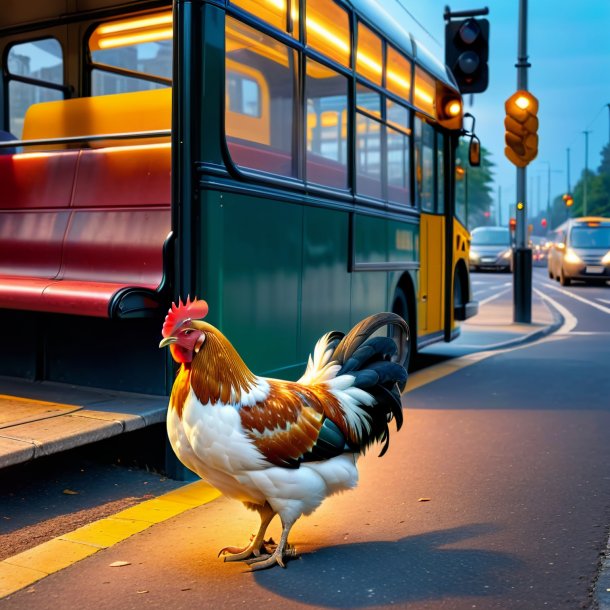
[97,28,173,49]
[97,12,172,35]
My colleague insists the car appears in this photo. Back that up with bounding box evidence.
[547,217,610,286]
[469,226,512,272]
[530,235,549,267]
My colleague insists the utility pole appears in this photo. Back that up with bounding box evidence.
[583,130,591,216]
[566,147,571,192]
[513,0,531,323]
[498,185,502,225]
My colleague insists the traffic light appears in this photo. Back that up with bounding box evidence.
[562,193,574,207]
[445,17,490,93]
[504,90,539,167]
[509,217,517,232]
[541,218,547,229]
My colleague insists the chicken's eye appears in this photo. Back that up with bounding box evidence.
[183,329,194,336]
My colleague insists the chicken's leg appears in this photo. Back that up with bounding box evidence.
[220,502,276,562]
[245,516,296,570]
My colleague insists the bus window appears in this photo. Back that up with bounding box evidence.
[7,39,64,137]
[414,67,436,119]
[356,21,382,86]
[386,45,411,102]
[437,132,445,213]
[387,101,410,206]
[356,84,382,200]
[415,117,434,212]
[89,12,173,95]
[231,0,299,37]
[225,17,297,178]
[227,72,261,117]
[306,59,348,189]
[306,0,350,68]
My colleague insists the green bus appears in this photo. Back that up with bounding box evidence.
[0,0,477,405]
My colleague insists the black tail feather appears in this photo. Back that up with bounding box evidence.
[330,312,410,456]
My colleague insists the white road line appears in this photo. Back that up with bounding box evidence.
[478,287,511,306]
[597,298,610,306]
[533,288,578,334]
[541,282,610,315]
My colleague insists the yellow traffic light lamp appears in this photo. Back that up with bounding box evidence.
[562,193,574,207]
[504,90,539,167]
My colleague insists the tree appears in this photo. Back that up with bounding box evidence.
[455,139,495,229]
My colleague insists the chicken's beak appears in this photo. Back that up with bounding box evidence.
[159,337,177,349]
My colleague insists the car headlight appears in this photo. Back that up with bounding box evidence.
[469,251,480,262]
[602,251,610,265]
[564,248,583,264]
[502,249,512,259]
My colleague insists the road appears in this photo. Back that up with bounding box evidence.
[1,268,609,609]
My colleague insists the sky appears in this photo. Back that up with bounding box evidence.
[385,0,610,226]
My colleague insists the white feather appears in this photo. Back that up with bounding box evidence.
[167,388,361,524]
[298,332,341,385]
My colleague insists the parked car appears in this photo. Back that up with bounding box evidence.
[547,217,610,285]
[469,226,512,272]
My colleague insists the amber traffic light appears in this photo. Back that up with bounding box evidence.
[504,90,539,167]
[562,193,574,207]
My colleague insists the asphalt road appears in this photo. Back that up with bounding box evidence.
[2,269,610,609]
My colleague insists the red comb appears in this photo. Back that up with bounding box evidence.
[162,296,209,338]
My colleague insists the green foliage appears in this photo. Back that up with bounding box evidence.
[455,139,495,229]
[550,143,610,227]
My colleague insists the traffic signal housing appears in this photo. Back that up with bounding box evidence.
[562,193,574,207]
[445,17,489,93]
[504,90,539,167]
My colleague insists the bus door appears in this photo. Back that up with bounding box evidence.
[415,118,445,335]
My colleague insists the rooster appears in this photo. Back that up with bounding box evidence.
[159,297,409,570]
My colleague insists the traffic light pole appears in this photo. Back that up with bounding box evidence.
[513,0,532,323]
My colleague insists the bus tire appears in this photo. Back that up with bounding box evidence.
[453,262,468,320]
[392,287,414,370]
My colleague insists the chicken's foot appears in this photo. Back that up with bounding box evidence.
[221,503,276,562]
[246,519,296,571]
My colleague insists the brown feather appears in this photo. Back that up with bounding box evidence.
[169,366,191,419]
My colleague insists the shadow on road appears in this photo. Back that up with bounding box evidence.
[253,523,521,607]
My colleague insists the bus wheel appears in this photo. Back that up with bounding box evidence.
[392,288,413,370]
[453,266,467,318]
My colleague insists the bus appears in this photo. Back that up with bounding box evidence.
[0,0,477,404]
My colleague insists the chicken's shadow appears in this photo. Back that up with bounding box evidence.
[253,523,521,607]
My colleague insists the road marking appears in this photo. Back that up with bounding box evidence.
[0,480,221,599]
[597,298,610,306]
[542,282,610,315]
[478,287,511,306]
[533,288,578,334]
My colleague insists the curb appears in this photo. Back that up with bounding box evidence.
[0,480,221,599]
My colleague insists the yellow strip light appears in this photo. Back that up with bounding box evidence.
[307,17,350,54]
[414,87,434,105]
[98,27,173,49]
[387,69,410,92]
[356,51,382,75]
[97,13,173,35]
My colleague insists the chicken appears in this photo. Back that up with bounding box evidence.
[159,297,409,570]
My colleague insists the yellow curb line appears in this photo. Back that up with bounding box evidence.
[406,350,493,392]
[0,480,221,599]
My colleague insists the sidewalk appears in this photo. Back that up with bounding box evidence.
[0,379,166,470]
[0,291,562,472]
[421,287,561,358]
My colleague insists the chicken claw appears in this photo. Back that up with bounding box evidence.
[220,538,277,562]
[245,543,297,571]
